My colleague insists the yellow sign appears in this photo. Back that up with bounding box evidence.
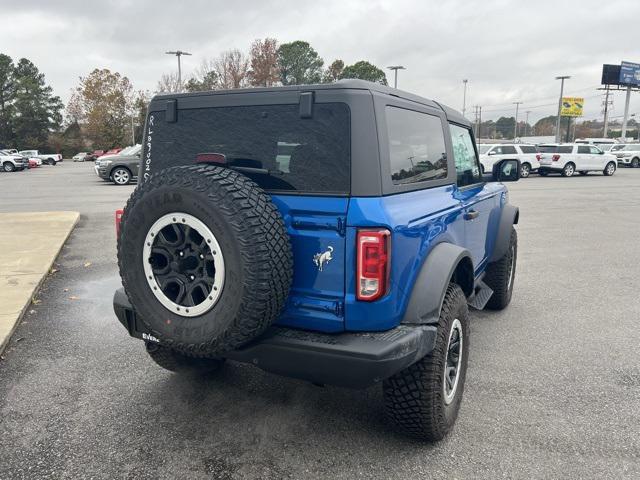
[560,97,584,117]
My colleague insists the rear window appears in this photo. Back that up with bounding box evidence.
[538,145,573,153]
[519,145,537,154]
[385,106,447,185]
[146,103,351,194]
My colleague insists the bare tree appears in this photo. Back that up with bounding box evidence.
[156,72,181,93]
[185,59,220,92]
[214,49,249,89]
[248,38,279,87]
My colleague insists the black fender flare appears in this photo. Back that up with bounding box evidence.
[489,204,519,262]
[401,242,474,326]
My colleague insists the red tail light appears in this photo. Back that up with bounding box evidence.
[552,154,560,161]
[115,209,124,237]
[196,152,227,164]
[357,229,391,301]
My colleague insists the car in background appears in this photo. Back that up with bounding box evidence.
[19,150,62,165]
[0,150,29,172]
[575,138,617,151]
[85,150,106,162]
[611,144,640,167]
[479,143,539,178]
[72,152,90,162]
[95,144,141,185]
[28,158,39,169]
[104,147,122,156]
[537,143,617,176]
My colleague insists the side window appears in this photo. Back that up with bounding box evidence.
[590,146,602,154]
[501,145,517,155]
[449,123,482,187]
[386,106,448,185]
[490,146,502,155]
[519,145,537,154]
[578,145,590,154]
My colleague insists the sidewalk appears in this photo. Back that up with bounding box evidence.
[0,211,80,354]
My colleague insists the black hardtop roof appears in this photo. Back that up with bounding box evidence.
[151,79,469,126]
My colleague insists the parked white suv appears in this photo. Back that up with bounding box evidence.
[537,144,617,177]
[478,143,539,178]
[610,144,640,168]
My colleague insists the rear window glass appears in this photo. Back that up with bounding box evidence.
[385,106,447,185]
[519,145,537,153]
[538,145,573,153]
[499,145,517,154]
[146,103,350,194]
[478,145,493,154]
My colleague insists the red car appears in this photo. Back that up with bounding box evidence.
[104,148,122,156]
[28,158,39,168]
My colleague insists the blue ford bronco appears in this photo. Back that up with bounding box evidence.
[114,80,520,441]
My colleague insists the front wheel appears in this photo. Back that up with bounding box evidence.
[520,163,531,178]
[603,161,616,176]
[146,343,225,373]
[3,162,15,172]
[383,283,469,441]
[632,158,640,168]
[111,167,131,185]
[484,227,517,310]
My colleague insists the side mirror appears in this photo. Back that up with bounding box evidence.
[487,150,497,155]
[491,159,520,182]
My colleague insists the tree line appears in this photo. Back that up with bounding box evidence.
[1,39,389,156]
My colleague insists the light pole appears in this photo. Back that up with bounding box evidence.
[513,101,522,139]
[166,50,192,92]
[462,79,468,117]
[525,110,531,137]
[387,66,406,89]
[555,75,570,142]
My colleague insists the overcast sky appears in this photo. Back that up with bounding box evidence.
[2,0,639,125]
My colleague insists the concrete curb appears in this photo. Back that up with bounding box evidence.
[0,211,80,356]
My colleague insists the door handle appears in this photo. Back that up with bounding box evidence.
[464,210,479,220]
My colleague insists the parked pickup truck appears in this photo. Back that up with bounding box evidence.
[0,150,29,172]
[478,144,539,178]
[537,144,617,177]
[18,150,62,165]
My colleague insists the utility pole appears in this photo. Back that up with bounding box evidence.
[387,66,406,89]
[478,106,482,139]
[602,87,612,138]
[525,110,531,137]
[555,75,570,142]
[513,101,522,139]
[621,85,632,140]
[473,106,479,139]
[131,116,135,145]
[462,79,468,117]
[165,50,192,92]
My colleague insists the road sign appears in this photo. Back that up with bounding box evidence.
[619,61,640,87]
[560,97,584,117]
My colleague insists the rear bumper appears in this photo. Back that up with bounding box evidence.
[113,288,436,388]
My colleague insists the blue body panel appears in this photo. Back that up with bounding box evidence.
[270,195,348,332]
[270,182,505,333]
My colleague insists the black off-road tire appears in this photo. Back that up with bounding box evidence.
[383,283,469,441]
[484,227,517,310]
[118,165,293,357]
[146,343,225,373]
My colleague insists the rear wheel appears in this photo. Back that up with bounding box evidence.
[561,163,575,177]
[112,167,131,185]
[603,161,616,176]
[3,162,15,172]
[383,283,469,441]
[520,162,531,178]
[484,227,517,310]
[146,343,225,373]
[631,157,640,168]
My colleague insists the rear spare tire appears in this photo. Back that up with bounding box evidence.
[118,165,293,356]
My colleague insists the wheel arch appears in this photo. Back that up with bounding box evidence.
[401,242,474,326]
[489,204,519,262]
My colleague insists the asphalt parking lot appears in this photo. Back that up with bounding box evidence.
[1,162,639,479]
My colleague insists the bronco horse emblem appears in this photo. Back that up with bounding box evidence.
[313,246,334,272]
